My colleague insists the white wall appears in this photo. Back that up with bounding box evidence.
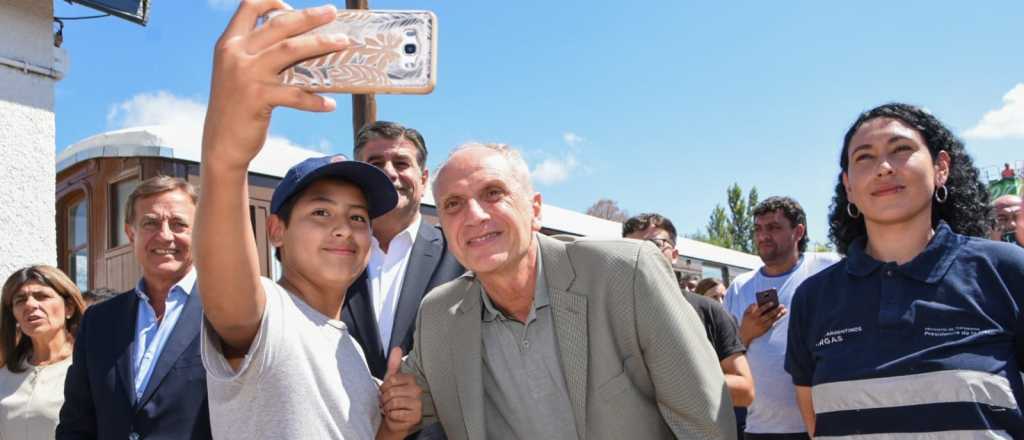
[0,0,60,276]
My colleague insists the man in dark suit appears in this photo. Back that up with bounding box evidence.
[343,121,464,379]
[57,176,211,440]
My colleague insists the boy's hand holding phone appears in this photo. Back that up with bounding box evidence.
[203,1,348,170]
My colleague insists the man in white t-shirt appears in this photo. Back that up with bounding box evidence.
[724,196,840,440]
[194,2,422,439]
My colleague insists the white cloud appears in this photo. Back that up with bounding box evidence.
[264,135,311,152]
[532,153,578,185]
[106,91,207,152]
[106,90,315,153]
[207,0,239,11]
[563,132,584,147]
[107,91,204,128]
[528,131,588,185]
[964,83,1024,140]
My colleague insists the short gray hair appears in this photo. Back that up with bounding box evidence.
[432,142,533,196]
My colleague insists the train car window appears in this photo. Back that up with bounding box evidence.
[110,178,139,247]
[702,263,725,282]
[67,199,89,290]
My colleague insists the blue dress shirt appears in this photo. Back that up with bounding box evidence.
[132,268,196,403]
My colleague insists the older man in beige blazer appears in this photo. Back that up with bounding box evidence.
[393,143,735,440]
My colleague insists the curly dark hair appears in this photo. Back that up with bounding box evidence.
[752,196,809,253]
[828,103,992,254]
[622,213,677,243]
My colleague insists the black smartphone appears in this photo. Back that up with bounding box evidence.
[755,288,779,311]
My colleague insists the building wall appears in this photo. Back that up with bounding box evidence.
[0,0,60,276]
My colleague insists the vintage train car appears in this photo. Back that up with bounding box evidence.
[56,125,759,293]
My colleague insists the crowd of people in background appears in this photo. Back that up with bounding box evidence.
[2,2,1024,439]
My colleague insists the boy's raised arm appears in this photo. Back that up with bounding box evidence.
[195,0,348,353]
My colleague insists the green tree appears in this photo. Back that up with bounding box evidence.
[811,241,834,253]
[728,184,759,253]
[704,205,733,248]
[690,183,759,253]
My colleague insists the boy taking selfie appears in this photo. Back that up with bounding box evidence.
[194,2,421,439]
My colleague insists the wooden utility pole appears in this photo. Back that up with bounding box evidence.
[346,0,376,140]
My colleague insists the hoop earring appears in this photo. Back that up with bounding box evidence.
[846,202,861,218]
[934,185,948,203]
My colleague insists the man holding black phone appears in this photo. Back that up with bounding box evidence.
[723,197,839,440]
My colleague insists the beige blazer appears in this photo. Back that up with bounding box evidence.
[402,234,736,440]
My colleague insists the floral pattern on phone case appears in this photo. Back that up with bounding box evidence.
[278,10,435,93]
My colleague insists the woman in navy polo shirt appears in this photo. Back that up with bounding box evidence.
[785,103,1024,439]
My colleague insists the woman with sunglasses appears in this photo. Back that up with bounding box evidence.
[785,103,1024,438]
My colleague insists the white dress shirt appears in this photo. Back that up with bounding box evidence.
[367,215,421,347]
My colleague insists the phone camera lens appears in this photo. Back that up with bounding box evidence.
[403,44,417,55]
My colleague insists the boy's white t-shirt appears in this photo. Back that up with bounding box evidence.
[201,277,382,440]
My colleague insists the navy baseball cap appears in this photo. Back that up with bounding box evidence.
[270,154,398,219]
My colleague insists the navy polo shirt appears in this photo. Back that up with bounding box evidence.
[785,222,1024,439]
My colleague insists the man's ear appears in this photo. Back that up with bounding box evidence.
[268,214,286,249]
[794,223,806,243]
[125,222,135,244]
[531,192,543,232]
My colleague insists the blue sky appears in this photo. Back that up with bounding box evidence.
[54,0,1024,246]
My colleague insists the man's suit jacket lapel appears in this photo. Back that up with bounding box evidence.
[135,284,202,410]
[448,281,485,440]
[344,271,384,361]
[539,235,589,439]
[115,293,141,406]
[389,222,444,350]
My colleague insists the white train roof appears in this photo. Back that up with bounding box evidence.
[540,204,763,270]
[423,190,761,270]
[57,125,322,178]
[58,125,763,271]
